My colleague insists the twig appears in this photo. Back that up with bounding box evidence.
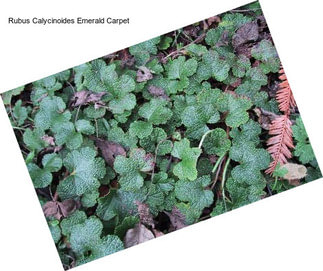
[66,81,76,93]
[221,158,231,211]
[163,33,206,61]
[198,129,214,149]
[230,8,261,13]
[13,126,26,131]
[210,157,225,190]
[211,152,226,173]
[74,104,81,124]
[221,158,231,190]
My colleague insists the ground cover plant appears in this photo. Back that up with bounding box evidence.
[1,1,322,269]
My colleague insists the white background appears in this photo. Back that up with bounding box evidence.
[0,0,322,270]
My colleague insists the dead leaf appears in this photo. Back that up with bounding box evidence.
[70,90,106,108]
[232,21,259,48]
[43,199,77,220]
[124,223,155,248]
[254,108,279,130]
[207,15,221,26]
[148,85,170,101]
[135,201,155,228]
[164,207,186,231]
[281,163,307,181]
[216,30,230,47]
[288,179,301,186]
[152,229,164,237]
[136,66,153,82]
[41,135,55,146]
[120,49,135,68]
[94,138,126,167]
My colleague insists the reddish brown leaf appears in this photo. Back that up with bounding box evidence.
[254,108,279,130]
[41,135,55,146]
[148,85,170,101]
[120,49,135,68]
[124,223,155,248]
[135,201,155,228]
[43,199,77,220]
[136,66,153,82]
[232,21,259,48]
[152,229,164,237]
[70,90,106,108]
[165,207,186,231]
[94,138,126,167]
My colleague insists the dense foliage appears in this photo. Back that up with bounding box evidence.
[2,2,321,269]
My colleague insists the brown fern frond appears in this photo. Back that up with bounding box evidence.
[265,114,294,174]
[276,68,297,114]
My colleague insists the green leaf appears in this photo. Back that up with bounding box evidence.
[81,189,100,208]
[75,119,95,135]
[222,94,253,128]
[232,55,251,78]
[175,175,213,220]
[82,60,136,114]
[49,222,61,243]
[229,142,270,185]
[186,44,208,57]
[42,153,63,172]
[251,40,280,74]
[129,37,161,65]
[166,56,197,80]
[171,138,201,180]
[1,86,24,105]
[114,148,154,191]
[61,210,87,236]
[205,27,226,47]
[54,122,83,149]
[96,189,146,221]
[138,98,173,125]
[129,121,153,139]
[27,163,52,188]
[292,117,315,163]
[198,50,230,82]
[226,176,266,208]
[203,128,231,156]
[12,100,28,126]
[245,67,268,88]
[181,88,221,139]
[158,36,173,50]
[34,96,71,131]
[229,119,261,145]
[69,216,124,264]
[57,147,106,198]
[23,128,48,152]
[27,153,62,188]
[107,125,138,149]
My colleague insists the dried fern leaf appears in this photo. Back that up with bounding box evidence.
[276,68,296,114]
[265,114,294,174]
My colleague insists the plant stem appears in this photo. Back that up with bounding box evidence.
[272,176,278,191]
[210,157,224,190]
[13,126,26,131]
[198,129,214,149]
[221,158,231,212]
[221,158,231,190]
[163,33,206,60]
[211,152,226,173]
[74,105,81,124]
